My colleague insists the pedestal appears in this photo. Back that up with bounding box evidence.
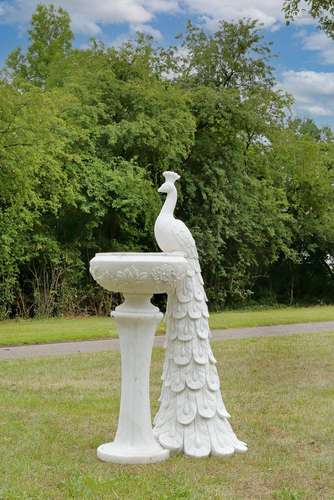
[97,294,169,464]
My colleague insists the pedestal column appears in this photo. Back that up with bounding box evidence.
[97,294,169,464]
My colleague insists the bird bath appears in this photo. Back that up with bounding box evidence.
[89,252,187,464]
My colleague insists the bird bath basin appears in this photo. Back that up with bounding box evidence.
[89,252,187,464]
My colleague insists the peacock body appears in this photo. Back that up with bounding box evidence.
[153,171,247,457]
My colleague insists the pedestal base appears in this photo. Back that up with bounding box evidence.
[97,293,169,465]
[97,442,170,464]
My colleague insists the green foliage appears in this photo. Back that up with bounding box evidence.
[1,5,334,316]
[283,0,334,39]
[5,4,73,85]
[175,19,275,90]
[164,22,295,305]
[267,123,334,303]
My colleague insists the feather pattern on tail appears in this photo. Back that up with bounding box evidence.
[153,257,247,457]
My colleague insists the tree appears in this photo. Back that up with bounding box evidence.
[1,20,196,316]
[0,80,72,317]
[172,19,275,90]
[5,4,73,86]
[160,21,293,306]
[265,120,334,303]
[283,0,334,39]
[1,5,334,316]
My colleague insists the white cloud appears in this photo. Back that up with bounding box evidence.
[298,30,334,65]
[0,0,314,36]
[182,0,285,30]
[107,23,163,48]
[280,70,334,119]
[131,23,162,40]
[186,0,316,31]
[0,0,171,35]
[142,0,179,14]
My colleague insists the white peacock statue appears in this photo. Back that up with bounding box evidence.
[153,171,248,458]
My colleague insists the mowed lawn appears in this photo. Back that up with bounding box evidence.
[0,331,333,499]
[1,305,334,346]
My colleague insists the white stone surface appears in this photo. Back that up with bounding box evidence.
[90,252,187,464]
[154,171,248,458]
[90,252,186,295]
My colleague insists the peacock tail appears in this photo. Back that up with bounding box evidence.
[153,255,248,457]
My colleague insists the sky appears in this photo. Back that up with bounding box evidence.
[0,0,334,128]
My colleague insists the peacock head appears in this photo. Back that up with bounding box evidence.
[158,171,180,194]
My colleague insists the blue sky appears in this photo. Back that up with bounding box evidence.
[0,0,334,127]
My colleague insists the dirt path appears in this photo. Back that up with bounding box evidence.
[1,320,334,361]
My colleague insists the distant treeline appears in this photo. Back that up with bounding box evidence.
[1,4,334,318]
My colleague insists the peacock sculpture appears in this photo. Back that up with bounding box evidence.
[153,171,247,458]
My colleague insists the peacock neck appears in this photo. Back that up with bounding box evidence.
[161,187,177,217]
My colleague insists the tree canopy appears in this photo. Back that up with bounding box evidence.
[283,0,334,38]
[1,4,334,318]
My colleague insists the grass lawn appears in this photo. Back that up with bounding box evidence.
[1,304,334,347]
[0,331,333,499]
